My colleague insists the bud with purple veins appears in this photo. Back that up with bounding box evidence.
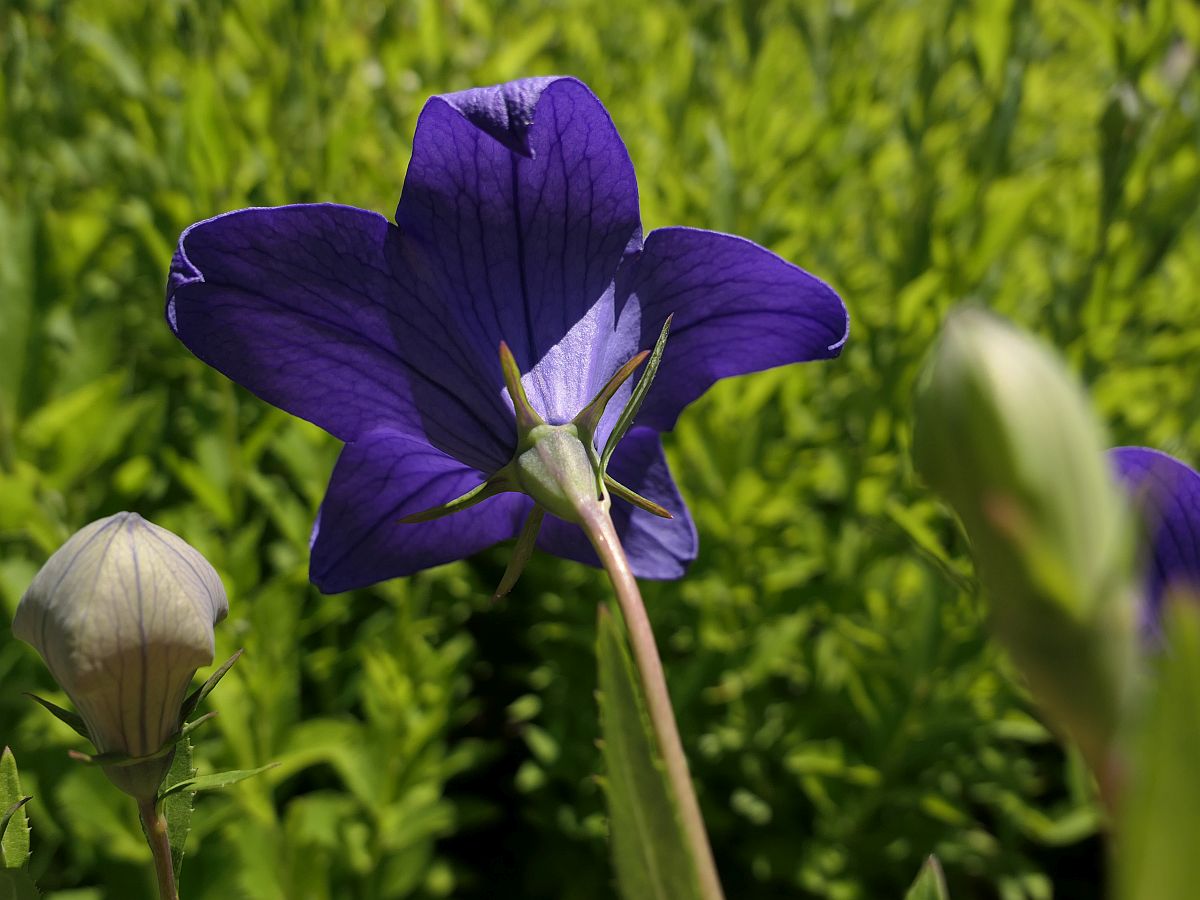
[13,511,228,802]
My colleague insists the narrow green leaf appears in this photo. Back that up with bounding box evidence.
[1116,598,1200,900]
[0,749,30,870]
[179,649,243,723]
[904,855,950,900]
[601,315,672,474]
[0,868,40,900]
[158,763,278,801]
[596,605,704,900]
[23,694,90,741]
[162,737,195,881]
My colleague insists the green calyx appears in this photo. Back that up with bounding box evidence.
[401,320,675,527]
[400,321,676,597]
[511,422,607,522]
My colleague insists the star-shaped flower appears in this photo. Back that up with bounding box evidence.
[167,77,848,593]
[1110,447,1200,633]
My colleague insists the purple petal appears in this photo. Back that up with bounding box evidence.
[435,77,560,157]
[310,427,532,593]
[538,426,697,579]
[615,226,849,432]
[397,77,643,426]
[168,204,514,472]
[1110,447,1200,629]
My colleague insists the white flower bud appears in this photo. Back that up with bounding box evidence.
[13,513,227,794]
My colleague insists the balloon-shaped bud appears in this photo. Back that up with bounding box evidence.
[913,309,1135,784]
[13,512,228,799]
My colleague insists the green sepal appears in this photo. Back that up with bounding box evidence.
[179,648,243,723]
[904,856,949,900]
[601,315,672,474]
[0,749,31,870]
[158,763,278,801]
[605,474,673,519]
[161,735,195,880]
[499,340,545,433]
[67,739,177,768]
[71,649,238,769]
[493,506,546,601]
[397,477,509,524]
[575,350,650,441]
[23,694,90,741]
[596,605,704,900]
[0,869,39,900]
[180,711,219,739]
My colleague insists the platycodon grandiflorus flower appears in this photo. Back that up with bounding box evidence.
[166,77,848,592]
[1110,447,1200,634]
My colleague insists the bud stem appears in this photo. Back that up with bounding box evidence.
[138,797,178,900]
[579,508,725,900]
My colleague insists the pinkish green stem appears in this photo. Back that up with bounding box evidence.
[580,507,725,900]
[138,797,178,900]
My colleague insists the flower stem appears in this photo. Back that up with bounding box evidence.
[581,508,725,900]
[138,798,178,900]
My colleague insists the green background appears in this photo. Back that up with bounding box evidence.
[2,0,1198,897]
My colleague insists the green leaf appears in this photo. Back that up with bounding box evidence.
[904,856,949,900]
[0,868,39,900]
[158,763,278,801]
[179,649,243,723]
[0,749,30,870]
[0,801,31,870]
[1116,600,1200,900]
[596,605,704,900]
[161,737,195,881]
[23,695,90,741]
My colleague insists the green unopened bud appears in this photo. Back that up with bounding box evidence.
[913,309,1135,782]
[13,512,228,800]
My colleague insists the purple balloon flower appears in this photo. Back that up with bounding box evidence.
[1110,447,1200,631]
[166,77,848,593]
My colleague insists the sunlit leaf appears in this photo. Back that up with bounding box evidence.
[1116,600,1200,900]
[596,605,704,900]
[0,749,30,870]
[159,763,278,800]
[904,856,949,900]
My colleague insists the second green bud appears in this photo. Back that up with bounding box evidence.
[913,309,1136,790]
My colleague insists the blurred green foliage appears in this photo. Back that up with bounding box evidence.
[1,0,1198,897]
